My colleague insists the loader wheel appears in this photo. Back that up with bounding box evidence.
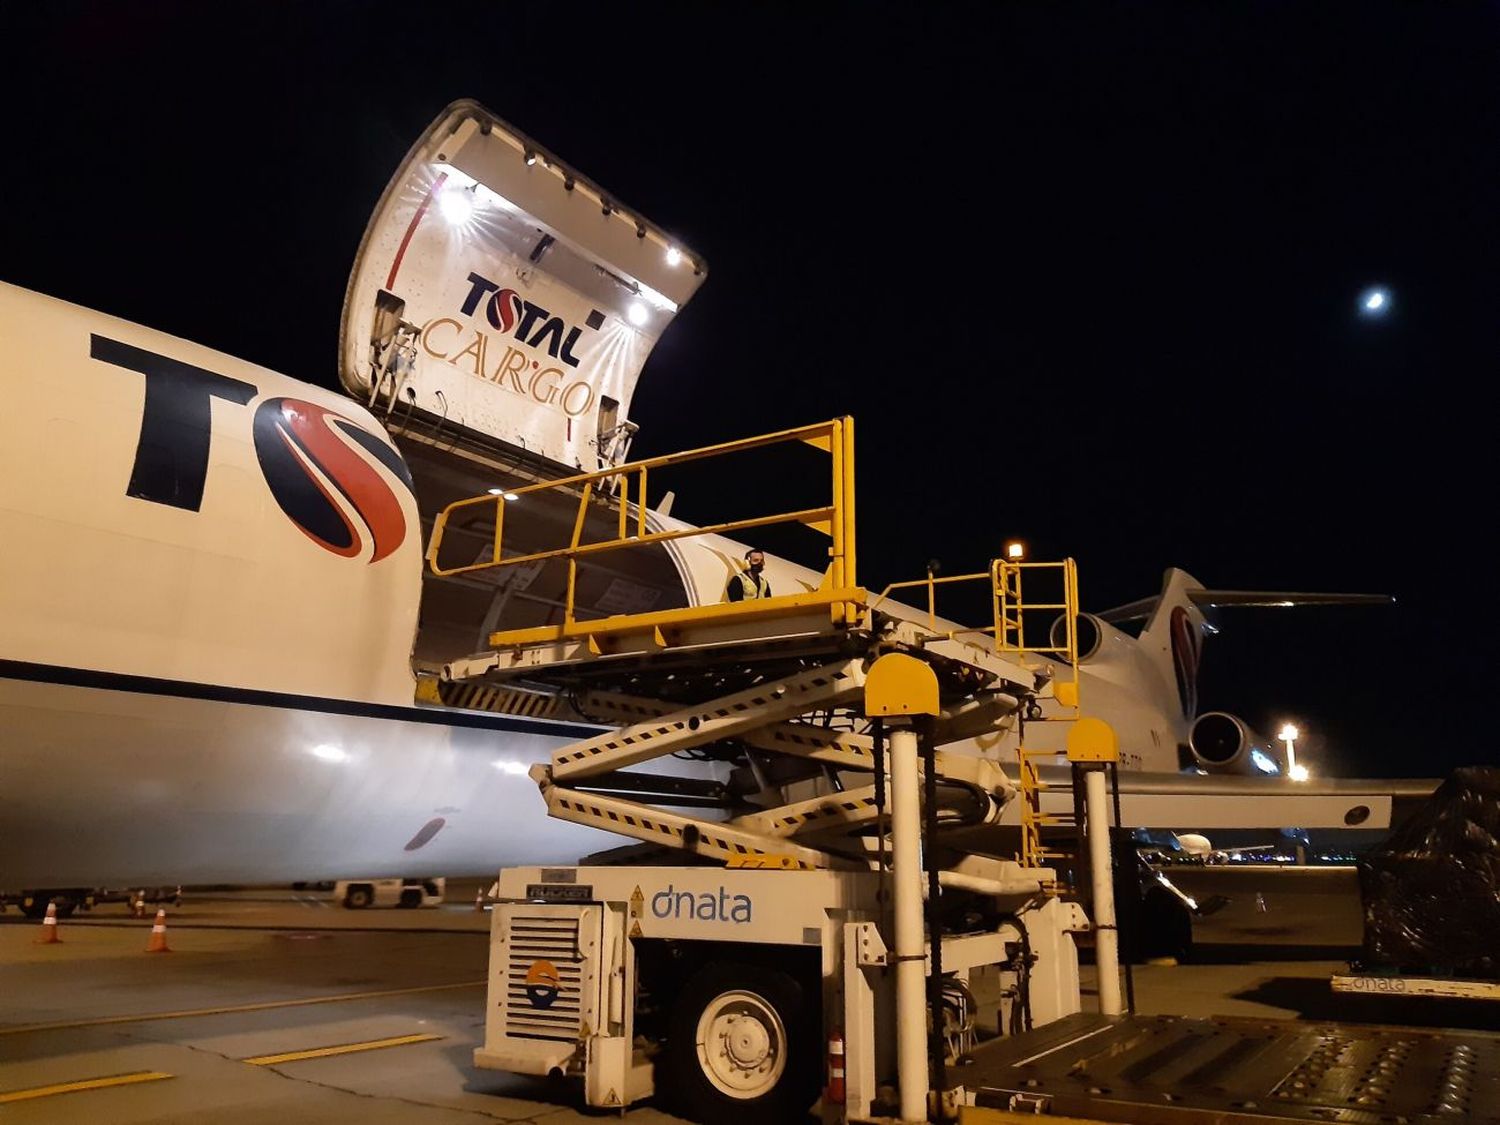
[343,885,373,909]
[662,961,818,1125]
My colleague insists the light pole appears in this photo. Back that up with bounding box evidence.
[1279,723,1308,782]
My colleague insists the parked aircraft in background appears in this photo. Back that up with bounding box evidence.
[1019,565,1391,777]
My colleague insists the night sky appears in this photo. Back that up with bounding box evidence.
[4,3,1496,778]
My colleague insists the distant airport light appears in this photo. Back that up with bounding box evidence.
[487,488,503,495]
[1289,763,1311,782]
[1005,541,1026,561]
[665,246,682,267]
[1249,748,1279,775]
[494,760,529,777]
[1278,723,1299,742]
[1360,287,1391,316]
[523,149,538,166]
[439,183,475,225]
[310,744,347,763]
[487,488,521,501]
[627,302,649,327]
[503,492,519,502]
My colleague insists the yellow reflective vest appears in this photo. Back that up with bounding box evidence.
[730,571,771,600]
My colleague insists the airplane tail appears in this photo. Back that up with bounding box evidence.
[1099,569,1393,723]
[1136,569,1211,722]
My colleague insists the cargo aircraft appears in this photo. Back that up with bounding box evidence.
[0,102,1419,909]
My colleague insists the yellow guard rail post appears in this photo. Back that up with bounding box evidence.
[425,417,862,649]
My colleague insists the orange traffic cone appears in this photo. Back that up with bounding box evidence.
[132,892,146,918]
[34,901,61,944]
[145,908,171,953]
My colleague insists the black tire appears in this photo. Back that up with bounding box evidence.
[397,889,421,909]
[344,885,373,909]
[19,893,76,919]
[660,961,819,1125]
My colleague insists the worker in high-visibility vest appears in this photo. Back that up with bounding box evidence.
[725,548,771,602]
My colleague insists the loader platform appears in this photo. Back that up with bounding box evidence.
[957,1011,1500,1123]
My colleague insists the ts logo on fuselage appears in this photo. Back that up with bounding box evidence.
[93,334,415,563]
[253,397,413,562]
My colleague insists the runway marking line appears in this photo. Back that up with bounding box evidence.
[0,979,484,1036]
[0,1069,173,1103]
[243,1032,443,1066]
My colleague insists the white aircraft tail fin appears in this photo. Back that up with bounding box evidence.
[1100,570,1394,722]
[1137,569,1211,722]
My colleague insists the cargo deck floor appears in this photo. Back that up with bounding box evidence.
[956,1012,1500,1123]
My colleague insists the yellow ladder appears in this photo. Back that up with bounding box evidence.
[992,558,1082,877]
[1016,748,1075,889]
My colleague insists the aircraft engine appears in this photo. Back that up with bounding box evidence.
[1187,711,1282,775]
[1049,612,1131,662]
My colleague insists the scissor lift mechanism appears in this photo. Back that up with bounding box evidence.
[455,603,1099,1122]
[429,418,1125,1122]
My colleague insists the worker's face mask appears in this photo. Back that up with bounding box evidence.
[748,556,764,574]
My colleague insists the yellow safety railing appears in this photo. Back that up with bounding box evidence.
[871,569,994,635]
[992,557,1081,711]
[871,557,1080,684]
[426,418,861,647]
[873,557,1083,878]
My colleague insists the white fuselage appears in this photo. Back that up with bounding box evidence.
[0,282,622,887]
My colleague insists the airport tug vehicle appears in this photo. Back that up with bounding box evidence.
[429,418,1127,1122]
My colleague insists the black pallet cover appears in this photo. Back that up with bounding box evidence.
[1358,766,1500,978]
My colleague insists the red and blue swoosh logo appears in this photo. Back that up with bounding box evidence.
[252,398,415,563]
[1169,605,1202,717]
[485,287,523,333]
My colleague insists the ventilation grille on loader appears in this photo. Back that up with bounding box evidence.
[505,914,584,1042]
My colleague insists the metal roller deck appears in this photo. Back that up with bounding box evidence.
[958,1012,1500,1123]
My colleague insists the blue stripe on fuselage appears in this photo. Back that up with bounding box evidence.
[0,658,607,739]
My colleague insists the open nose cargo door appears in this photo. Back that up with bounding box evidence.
[340,99,706,473]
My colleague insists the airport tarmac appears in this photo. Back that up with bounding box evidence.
[2,879,1492,1122]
